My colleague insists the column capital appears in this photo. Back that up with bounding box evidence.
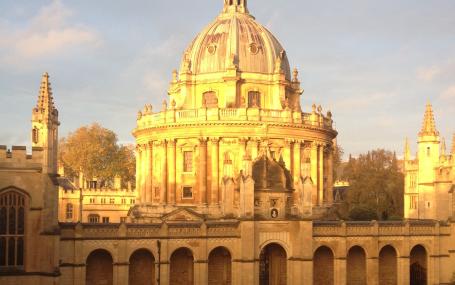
[166,138,176,147]
[198,137,209,146]
[209,137,220,144]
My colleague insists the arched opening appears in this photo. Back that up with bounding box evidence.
[346,246,366,285]
[86,249,113,285]
[410,245,427,285]
[313,246,334,285]
[259,243,287,285]
[129,249,155,285]
[379,245,397,285]
[170,248,194,285]
[208,247,231,285]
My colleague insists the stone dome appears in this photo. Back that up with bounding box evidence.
[179,0,291,80]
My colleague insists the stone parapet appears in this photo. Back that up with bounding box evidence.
[0,145,44,169]
[135,107,334,132]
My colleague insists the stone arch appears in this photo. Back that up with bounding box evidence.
[170,247,194,285]
[346,245,366,285]
[86,249,113,285]
[410,245,427,285]
[313,246,334,285]
[129,248,155,285]
[208,246,232,285]
[259,243,287,285]
[379,245,397,285]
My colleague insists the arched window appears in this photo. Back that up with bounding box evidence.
[0,190,26,267]
[203,91,218,108]
[248,91,261,108]
[66,203,73,220]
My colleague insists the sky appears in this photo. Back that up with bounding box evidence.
[0,0,454,159]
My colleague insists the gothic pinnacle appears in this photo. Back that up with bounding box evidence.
[419,103,439,137]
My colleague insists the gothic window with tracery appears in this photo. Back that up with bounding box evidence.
[0,190,26,268]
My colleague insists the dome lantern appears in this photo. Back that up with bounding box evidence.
[223,0,249,14]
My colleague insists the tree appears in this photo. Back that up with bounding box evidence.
[59,123,135,187]
[341,149,404,221]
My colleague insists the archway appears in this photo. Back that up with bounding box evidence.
[379,245,397,285]
[208,247,232,285]
[169,248,193,285]
[346,246,366,285]
[410,245,427,285]
[259,243,287,285]
[129,249,155,285]
[86,249,113,285]
[313,246,334,285]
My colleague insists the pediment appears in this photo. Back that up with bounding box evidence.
[162,208,204,222]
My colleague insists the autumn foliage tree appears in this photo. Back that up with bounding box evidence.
[59,123,135,187]
[340,149,404,221]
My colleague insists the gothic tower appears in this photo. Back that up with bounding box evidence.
[31,72,60,174]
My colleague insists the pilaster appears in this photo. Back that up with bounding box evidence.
[210,137,220,205]
[167,139,176,205]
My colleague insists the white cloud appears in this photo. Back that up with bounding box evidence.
[416,66,441,82]
[441,85,455,100]
[0,0,100,63]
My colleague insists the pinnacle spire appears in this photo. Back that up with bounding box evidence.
[404,137,411,160]
[36,72,55,115]
[441,137,446,156]
[419,103,439,137]
[452,133,455,154]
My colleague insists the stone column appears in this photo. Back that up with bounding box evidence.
[367,256,379,285]
[210,138,220,205]
[318,143,324,206]
[135,145,142,202]
[167,139,176,205]
[160,140,168,205]
[326,145,334,205]
[398,256,410,285]
[146,142,153,203]
[199,138,208,205]
[292,140,301,183]
[334,257,347,285]
[140,144,147,204]
[310,142,318,205]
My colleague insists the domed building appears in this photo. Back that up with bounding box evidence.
[133,0,337,221]
[2,1,455,285]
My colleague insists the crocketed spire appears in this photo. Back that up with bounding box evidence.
[36,72,56,115]
[419,103,439,137]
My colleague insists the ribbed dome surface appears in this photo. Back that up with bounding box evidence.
[180,9,291,80]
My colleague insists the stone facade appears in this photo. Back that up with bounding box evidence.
[1,1,455,285]
[404,104,455,220]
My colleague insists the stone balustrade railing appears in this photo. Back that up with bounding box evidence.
[136,107,334,130]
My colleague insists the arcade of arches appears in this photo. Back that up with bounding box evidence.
[79,243,430,285]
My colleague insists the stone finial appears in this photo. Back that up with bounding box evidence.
[441,137,446,156]
[172,69,178,82]
[419,103,439,137]
[162,100,168,111]
[171,99,176,109]
[292,67,299,82]
[317,105,322,114]
[223,0,249,14]
[137,111,142,120]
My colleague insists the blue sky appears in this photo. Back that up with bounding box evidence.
[0,0,454,158]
